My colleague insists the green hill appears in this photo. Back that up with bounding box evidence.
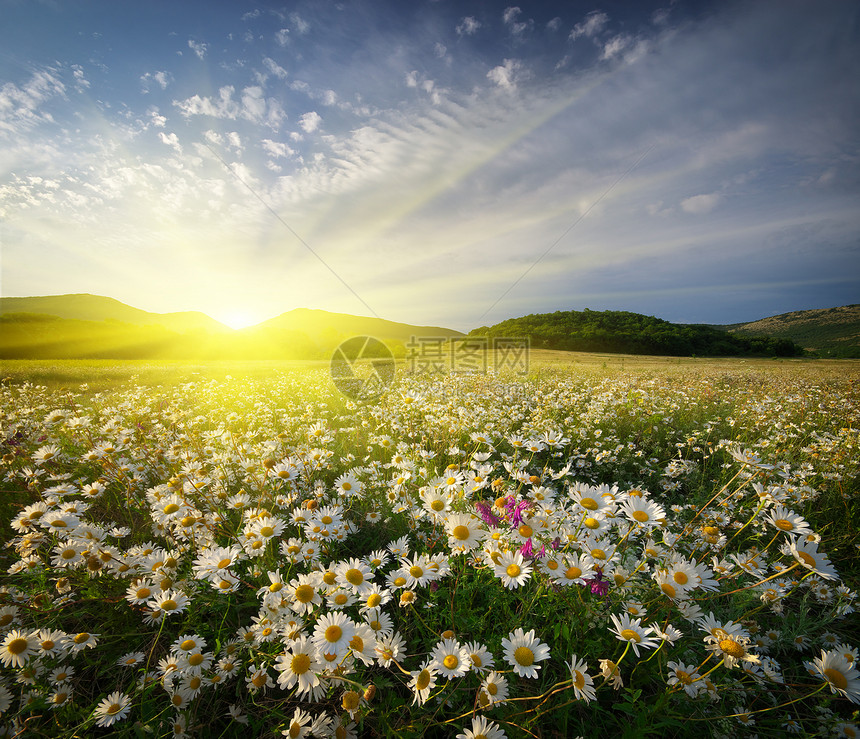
[0,295,463,360]
[715,305,860,357]
[470,309,805,357]
[0,294,228,334]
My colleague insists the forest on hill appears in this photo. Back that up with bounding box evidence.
[470,309,806,357]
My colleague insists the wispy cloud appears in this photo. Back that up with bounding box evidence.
[187,39,208,60]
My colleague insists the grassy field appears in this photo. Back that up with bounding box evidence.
[0,355,858,737]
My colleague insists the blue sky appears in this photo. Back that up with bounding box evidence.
[1,0,858,330]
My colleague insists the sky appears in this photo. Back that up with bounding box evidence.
[1,0,858,331]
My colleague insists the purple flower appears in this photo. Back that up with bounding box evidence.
[475,501,501,528]
[509,499,532,527]
[585,567,609,597]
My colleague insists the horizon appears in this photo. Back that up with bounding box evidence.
[2,0,859,332]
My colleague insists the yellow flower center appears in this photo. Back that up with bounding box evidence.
[74,633,90,644]
[506,563,521,578]
[345,568,364,586]
[325,625,343,643]
[452,525,470,541]
[632,510,649,522]
[188,653,204,666]
[292,653,311,674]
[580,497,598,510]
[334,593,349,606]
[323,571,337,585]
[673,572,689,585]
[583,517,600,529]
[416,669,432,690]
[180,639,196,651]
[824,667,848,690]
[349,635,364,652]
[661,583,677,598]
[719,638,745,658]
[774,519,793,531]
[294,584,315,603]
[675,669,692,685]
[796,551,816,567]
[342,690,360,710]
[259,526,274,537]
[163,503,180,514]
[591,548,606,560]
[443,655,459,669]
[217,558,232,569]
[565,566,582,580]
[487,682,498,695]
[367,593,382,608]
[252,673,267,688]
[620,629,641,643]
[514,646,534,666]
[161,599,177,611]
[106,702,123,716]
[7,638,27,655]
[573,670,585,689]
[431,500,445,511]
[518,524,533,538]
[410,566,424,579]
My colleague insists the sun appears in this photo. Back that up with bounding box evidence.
[216,311,260,331]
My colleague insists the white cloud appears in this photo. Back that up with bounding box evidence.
[262,58,288,80]
[681,193,722,214]
[487,59,526,91]
[158,131,182,153]
[149,109,166,127]
[71,65,90,90]
[503,7,521,25]
[570,10,609,41]
[601,34,632,60]
[140,70,172,93]
[0,69,66,136]
[275,28,290,46]
[174,86,240,119]
[262,139,294,158]
[405,71,419,88]
[456,16,480,36]
[226,131,242,151]
[299,111,322,133]
[174,85,283,128]
[290,13,309,34]
[241,9,260,21]
[434,42,447,59]
[204,130,222,145]
[188,39,208,60]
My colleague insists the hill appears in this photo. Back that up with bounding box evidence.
[0,295,463,360]
[0,294,228,334]
[716,305,860,357]
[470,309,805,357]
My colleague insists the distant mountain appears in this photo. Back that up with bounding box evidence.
[714,305,860,357]
[471,309,805,357]
[0,294,463,360]
[0,294,229,334]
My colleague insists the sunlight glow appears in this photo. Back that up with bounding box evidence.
[217,311,261,330]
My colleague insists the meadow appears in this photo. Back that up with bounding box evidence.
[0,354,858,738]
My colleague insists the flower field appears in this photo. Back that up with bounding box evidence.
[1,358,858,738]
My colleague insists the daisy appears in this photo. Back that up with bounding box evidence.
[445,512,486,552]
[287,574,322,615]
[567,654,596,702]
[479,671,509,707]
[620,496,665,528]
[765,505,812,536]
[148,589,190,618]
[666,660,702,698]
[464,641,494,674]
[49,685,73,709]
[430,637,471,680]
[456,716,507,739]
[494,549,532,590]
[347,623,377,667]
[245,665,275,693]
[1,630,38,668]
[785,538,839,580]
[551,552,595,587]
[37,629,67,659]
[93,691,131,728]
[117,651,145,668]
[608,614,659,657]
[336,558,374,593]
[374,630,406,667]
[806,649,860,703]
[282,706,313,738]
[312,612,355,658]
[501,628,550,679]
[408,660,438,706]
[400,554,435,589]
